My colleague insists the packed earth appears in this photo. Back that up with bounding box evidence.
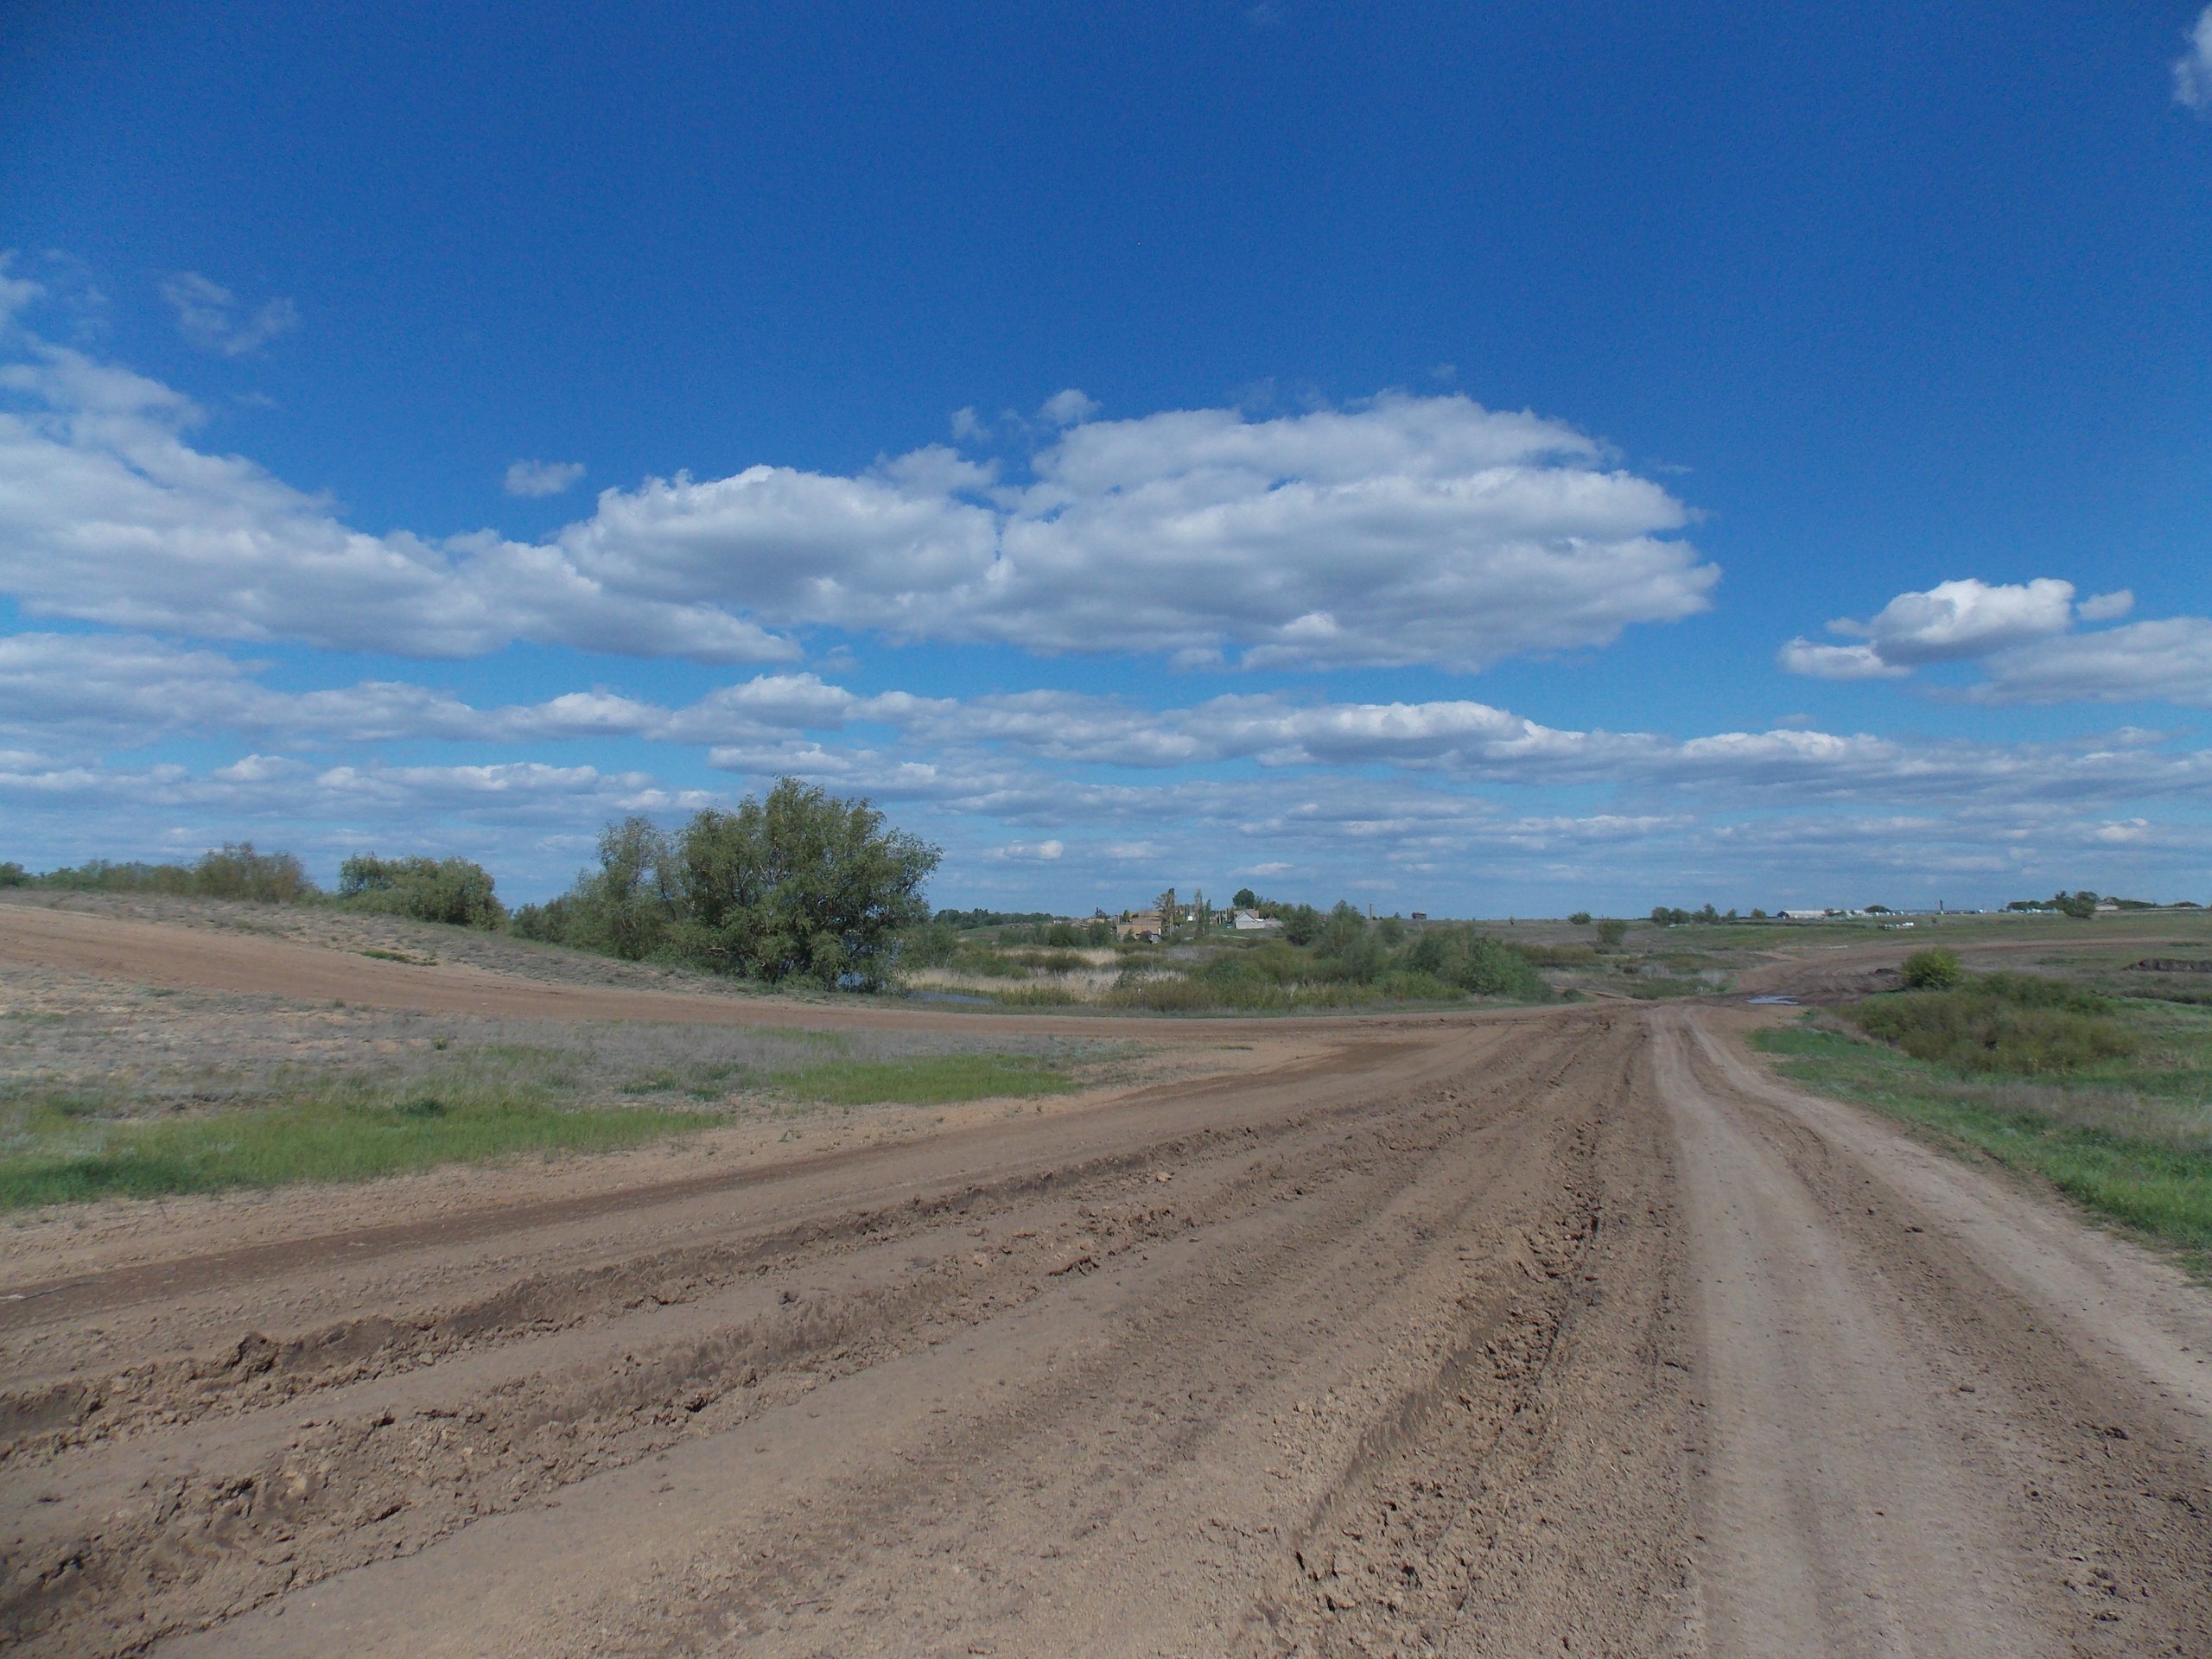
[3,901,2209,1657]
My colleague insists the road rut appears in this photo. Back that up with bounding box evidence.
[3,992,2208,1656]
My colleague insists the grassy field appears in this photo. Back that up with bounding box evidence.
[0,1091,721,1208]
[1753,987,2212,1261]
[0,978,1103,1205]
[777,1053,1083,1105]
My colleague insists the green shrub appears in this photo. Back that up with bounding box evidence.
[1406,925,1548,998]
[1900,947,1963,989]
[35,843,316,904]
[0,861,28,887]
[1847,975,2135,1075]
[191,842,315,904]
[895,918,959,969]
[1008,949,1090,973]
[339,854,506,928]
[512,894,577,944]
[1595,918,1629,948]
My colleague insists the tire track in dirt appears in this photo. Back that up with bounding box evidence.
[142,1015,1639,1659]
[1662,1005,2212,1657]
[2,1017,1598,1656]
[7,994,2212,1656]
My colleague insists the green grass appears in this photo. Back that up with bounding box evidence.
[1752,1020,2212,1258]
[0,1094,717,1208]
[1842,973,2135,1075]
[0,1005,1096,1205]
[774,1053,1080,1105]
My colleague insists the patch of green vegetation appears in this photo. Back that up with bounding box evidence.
[0,1092,715,1208]
[619,1060,752,1099]
[30,842,316,904]
[1092,918,1549,1014]
[1753,1018,2212,1258]
[1611,974,1724,1001]
[774,1053,1080,1105]
[1844,973,2136,1075]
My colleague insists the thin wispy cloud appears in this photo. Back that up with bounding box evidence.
[2176,6,2212,113]
[159,272,299,357]
[504,459,587,497]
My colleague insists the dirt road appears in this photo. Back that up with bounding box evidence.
[3,932,2210,1655]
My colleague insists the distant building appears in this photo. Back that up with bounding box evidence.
[1230,910,1281,932]
[1116,910,1164,941]
[1778,908,1836,921]
[1408,911,1427,922]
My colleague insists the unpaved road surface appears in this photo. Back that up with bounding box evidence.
[3,924,2211,1655]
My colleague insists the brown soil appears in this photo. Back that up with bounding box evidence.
[1,913,2208,1656]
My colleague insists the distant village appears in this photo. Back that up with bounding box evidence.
[947,887,2198,943]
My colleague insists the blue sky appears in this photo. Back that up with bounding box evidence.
[3,2,2211,914]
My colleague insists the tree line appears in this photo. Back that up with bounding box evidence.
[3,779,940,989]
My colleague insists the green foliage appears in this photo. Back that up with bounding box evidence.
[511,893,577,944]
[1649,904,1720,926]
[896,918,960,969]
[2009,889,2101,918]
[1899,946,1963,989]
[512,817,677,960]
[933,907,1057,929]
[668,780,939,987]
[193,843,315,902]
[1278,903,1323,945]
[0,861,28,887]
[1094,916,1548,1012]
[1594,918,1629,948]
[519,785,938,990]
[339,853,506,928]
[35,842,317,904]
[1567,911,1592,925]
[1845,973,2136,1075]
[1232,887,1258,909]
[1404,925,1549,997]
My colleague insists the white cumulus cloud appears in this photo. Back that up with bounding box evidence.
[1780,576,2212,705]
[0,342,793,662]
[0,327,1716,672]
[1862,577,2076,665]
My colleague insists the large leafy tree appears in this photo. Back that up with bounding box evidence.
[671,779,940,987]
